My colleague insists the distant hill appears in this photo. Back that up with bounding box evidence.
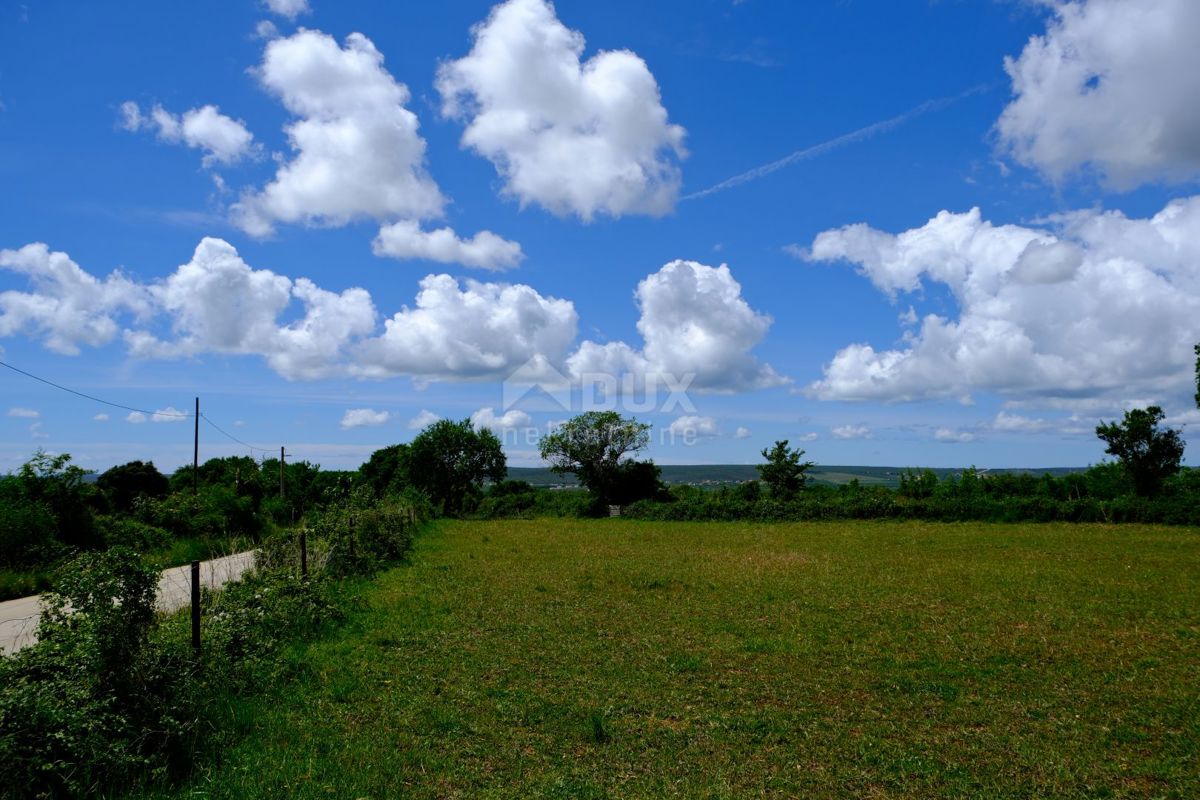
[506,464,1087,490]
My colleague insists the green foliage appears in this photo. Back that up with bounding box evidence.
[538,412,651,504]
[359,444,411,499]
[94,514,172,551]
[408,419,506,515]
[97,460,169,515]
[1095,405,1185,497]
[0,549,198,798]
[756,440,814,500]
[607,459,669,506]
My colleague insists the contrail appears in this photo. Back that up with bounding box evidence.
[681,83,996,201]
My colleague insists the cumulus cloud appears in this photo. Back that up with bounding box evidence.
[0,242,152,355]
[340,408,390,429]
[470,407,533,433]
[126,237,376,380]
[934,427,975,443]
[567,260,785,392]
[992,411,1054,433]
[373,221,523,271]
[831,425,870,440]
[1,237,579,384]
[437,0,686,220]
[797,432,819,442]
[126,412,146,424]
[668,415,719,437]
[262,0,309,20]
[121,102,258,167]
[806,197,1200,405]
[7,407,38,418]
[356,274,577,381]
[997,0,1200,188]
[734,426,751,439]
[93,413,109,422]
[231,29,445,237]
[407,409,441,430]
[151,407,188,423]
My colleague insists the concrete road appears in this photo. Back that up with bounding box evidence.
[0,551,256,656]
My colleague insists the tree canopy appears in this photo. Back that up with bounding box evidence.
[538,411,651,504]
[1095,406,1184,497]
[757,440,814,500]
[408,419,506,514]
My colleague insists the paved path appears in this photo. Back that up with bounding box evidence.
[0,551,256,656]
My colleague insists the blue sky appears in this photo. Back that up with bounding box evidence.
[2,0,1199,473]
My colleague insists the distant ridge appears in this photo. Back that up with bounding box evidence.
[507,464,1087,490]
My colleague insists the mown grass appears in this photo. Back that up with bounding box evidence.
[134,520,1199,799]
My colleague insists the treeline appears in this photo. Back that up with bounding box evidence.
[0,450,356,599]
[620,463,1200,525]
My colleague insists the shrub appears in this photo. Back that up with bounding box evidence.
[0,549,198,798]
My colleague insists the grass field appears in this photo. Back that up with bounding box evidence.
[141,519,1199,799]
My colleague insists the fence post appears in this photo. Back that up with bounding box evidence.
[299,529,308,579]
[190,560,201,655]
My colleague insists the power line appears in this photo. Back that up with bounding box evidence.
[0,358,191,418]
[199,413,273,455]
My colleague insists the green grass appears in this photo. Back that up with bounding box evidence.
[135,520,1199,799]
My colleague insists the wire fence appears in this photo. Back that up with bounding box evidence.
[0,547,272,656]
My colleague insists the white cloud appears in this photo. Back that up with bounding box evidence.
[7,407,38,418]
[997,0,1200,188]
[797,432,819,442]
[0,242,152,355]
[151,407,188,423]
[29,421,47,440]
[668,415,719,437]
[992,411,1054,434]
[356,273,577,381]
[232,29,444,237]
[831,425,870,440]
[567,260,785,392]
[470,407,532,432]
[437,0,686,220]
[806,197,1200,405]
[734,425,751,439]
[340,408,390,429]
[121,102,258,167]
[373,221,523,271]
[3,237,581,385]
[262,0,309,20]
[934,427,976,443]
[126,412,147,424]
[126,237,376,381]
[93,413,109,422]
[254,20,280,40]
[407,409,441,430]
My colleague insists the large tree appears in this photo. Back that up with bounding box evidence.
[757,440,814,500]
[97,460,169,514]
[538,411,651,504]
[1095,406,1184,497]
[408,419,506,515]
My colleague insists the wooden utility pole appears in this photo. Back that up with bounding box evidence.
[193,397,200,496]
[279,445,286,499]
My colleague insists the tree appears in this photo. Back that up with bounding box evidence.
[538,411,651,504]
[359,444,411,499]
[97,460,169,514]
[408,419,506,515]
[757,440,814,500]
[1095,406,1184,497]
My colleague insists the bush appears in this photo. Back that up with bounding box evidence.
[0,549,198,798]
[95,515,172,552]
